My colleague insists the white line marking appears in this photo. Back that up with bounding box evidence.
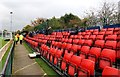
[14,62,37,74]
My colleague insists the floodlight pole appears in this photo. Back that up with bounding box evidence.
[10,12,13,32]
[10,12,13,39]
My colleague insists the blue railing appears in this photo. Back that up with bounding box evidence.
[0,41,15,77]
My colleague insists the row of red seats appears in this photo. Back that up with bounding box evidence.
[71,34,120,41]
[49,42,116,69]
[24,38,38,49]
[39,44,119,77]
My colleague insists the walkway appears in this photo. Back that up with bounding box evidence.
[12,43,45,76]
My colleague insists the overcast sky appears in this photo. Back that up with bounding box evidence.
[0,0,119,31]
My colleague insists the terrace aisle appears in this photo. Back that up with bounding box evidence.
[12,43,45,76]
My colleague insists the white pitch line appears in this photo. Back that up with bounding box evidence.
[14,62,37,74]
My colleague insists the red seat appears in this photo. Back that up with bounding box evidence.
[83,35,90,39]
[117,41,120,59]
[105,35,117,41]
[86,32,91,35]
[93,31,99,35]
[99,49,116,70]
[102,66,119,77]
[73,39,79,44]
[94,29,99,32]
[61,38,65,42]
[88,47,101,62]
[107,28,114,31]
[89,35,96,40]
[50,48,57,62]
[78,32,82,35]
[61,43,67,49]
[83,39,93,46]
[104,41,117,49]
[71,44,81,54]
[61,53,73,71]
[96,35,104,40]
[67,39,72,43]
[54,49,63,65]
[94,40,105,48]
[99,31,105,35]
[77,35,83,39]
[78,59,95,76]
[81,32,86,36]
[117,35,120,41]
[66,44,72,51]
[64,38,68,43]
[114,27,120,32]
[70,35,74,39]
[68,55,82,76]
[78,39,85,45]
[79,46,90,59]
[105,31,113,35]
[101,29,107,32]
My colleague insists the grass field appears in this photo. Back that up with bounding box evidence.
[0,37,8,49]
[23,42,60,76]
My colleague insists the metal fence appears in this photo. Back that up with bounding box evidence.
[0,41,15,77]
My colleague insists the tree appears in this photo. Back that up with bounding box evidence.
[22,25,34,32]
[47,17,62,30]
[85,10,98,26]
[31,18,46,26]
[98,2,117,25]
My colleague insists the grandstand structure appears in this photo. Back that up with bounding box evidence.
[23,24,120,77]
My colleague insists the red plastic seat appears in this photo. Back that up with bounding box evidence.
[78,59,95,76]
[83,35,90,39]
[50,48,57,62]
[78,39,85,45]
[99,49,116,70]
[94,40,105,48]
[94,29,99,32]
[73,39,79,44]
[64,38,68,43]
[117,41,120,59]
[61,43,67,49]
[102,66,119,77]
[68,55,82,76]
[70,35,74,39]
[86,32,91,35]
[117,35,120,41]
[61,53,73,71]
[99,31,105,35]
[93,31,99,35]
[83,39,93,46]
[101,29,107,32]
[79,46,90,59]
[54,49,63,65]
[67,39,72,43]
[77,35,83,39]
[88,47,101,62]
[107,28,114,31]
[61,38,65,42]
[96,35,104,40]
[66,44,72,51]
[104,41,117,49]
[81,32,86,36]
[89,35,96,40]
[71,44,81,54]
[78,32,82,35]
[105,31,113,35]
[105,35,117,41]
